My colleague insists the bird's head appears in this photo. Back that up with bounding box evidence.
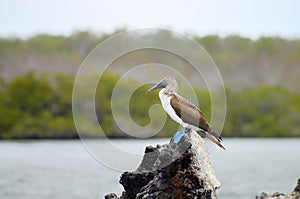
[146,76,178,94]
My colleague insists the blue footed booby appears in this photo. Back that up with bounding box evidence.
[146,76,225,150]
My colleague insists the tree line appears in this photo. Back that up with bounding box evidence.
[1,31,300,93]
[0,72,299,139]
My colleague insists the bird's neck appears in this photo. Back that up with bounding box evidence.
[159,88,166,95]
[160,88,171,94]
[159,88,175,98]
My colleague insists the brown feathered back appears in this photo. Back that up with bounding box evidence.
[170,93,210,132]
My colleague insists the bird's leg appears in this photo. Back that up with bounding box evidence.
[180,126,186,134]
[173,126,186,143]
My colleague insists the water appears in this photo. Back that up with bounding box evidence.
[0,138,299,199]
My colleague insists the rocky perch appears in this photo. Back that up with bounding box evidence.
[257,178,300,199]
[105,129,221,199]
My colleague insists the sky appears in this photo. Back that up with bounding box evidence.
[0,0,300,39]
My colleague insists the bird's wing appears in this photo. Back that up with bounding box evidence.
[170,93,210,132]
[170,93,225,150]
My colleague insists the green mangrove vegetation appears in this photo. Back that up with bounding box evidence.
[0,30,299,138]
[0,72,299,139]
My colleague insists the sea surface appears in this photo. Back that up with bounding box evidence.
[0,138,299,199]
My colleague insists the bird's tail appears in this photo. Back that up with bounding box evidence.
[206,132,226,150]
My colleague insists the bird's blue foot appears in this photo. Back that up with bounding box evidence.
[173,127,186,143]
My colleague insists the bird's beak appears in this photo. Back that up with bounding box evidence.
[146,82,164,94]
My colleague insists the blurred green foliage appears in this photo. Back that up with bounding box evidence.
[1,33,300,94]
[224,86,300,137]
[1,31,300,138]
[0,72,299,139]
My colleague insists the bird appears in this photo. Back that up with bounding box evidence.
[146,76,225,150]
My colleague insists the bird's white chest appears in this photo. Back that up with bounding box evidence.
[158,90,183,125]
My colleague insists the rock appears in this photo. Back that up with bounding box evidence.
[257,178,300,199]
[105,193,119,199]
[105,129,221,199]
[293,178,300,192]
